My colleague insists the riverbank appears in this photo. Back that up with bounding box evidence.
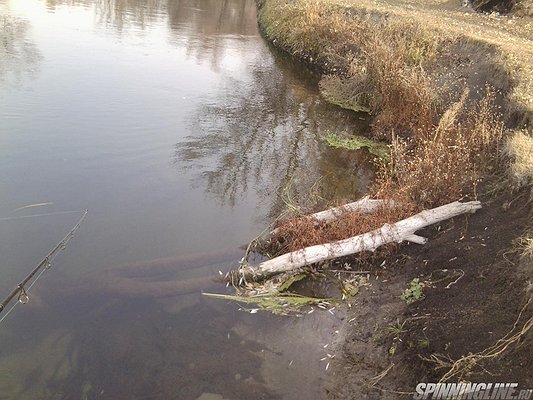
[255,0,533,396]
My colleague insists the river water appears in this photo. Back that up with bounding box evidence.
[0,0,371,398]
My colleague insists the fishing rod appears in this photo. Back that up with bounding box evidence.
[0,209,88,318]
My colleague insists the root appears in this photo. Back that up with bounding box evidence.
[422,296,533,382]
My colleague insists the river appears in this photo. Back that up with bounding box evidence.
[0,0,371,398]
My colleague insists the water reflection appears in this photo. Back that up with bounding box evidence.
[167,0,258,69]
[167,0,257,35]
[0,14,41,84]
[176,51,373,216]
[45,0,92,10]
[44,0,258,70]
[93,0,166,31]
[46,0,167,31]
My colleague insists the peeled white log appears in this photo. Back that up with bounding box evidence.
[307,196,393,222]
[240,201,481,281]
[270,196,392,236]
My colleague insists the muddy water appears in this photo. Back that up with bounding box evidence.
[0,0,371,398]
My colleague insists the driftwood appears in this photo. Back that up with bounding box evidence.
[237,201,481,282]
[270,196,392,236]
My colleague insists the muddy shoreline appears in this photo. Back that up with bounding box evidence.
[253,0,533,397]
[326,185,533,398]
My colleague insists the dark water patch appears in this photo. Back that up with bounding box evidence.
[76,300,280,400]
[0,291,280,399]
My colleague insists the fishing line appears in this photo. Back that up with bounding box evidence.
[0,210,82,222]
[0,209,88,324]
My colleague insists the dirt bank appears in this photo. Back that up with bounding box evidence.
[254,0,533,396]
[327,184,533,398]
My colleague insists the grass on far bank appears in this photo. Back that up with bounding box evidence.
[259,0,443,141]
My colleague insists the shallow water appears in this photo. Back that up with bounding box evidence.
[0,0,371,398]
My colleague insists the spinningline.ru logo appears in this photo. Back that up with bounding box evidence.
[413,383,532,399]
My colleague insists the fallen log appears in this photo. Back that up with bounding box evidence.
[270,196,392,236]
[235,201,481,282]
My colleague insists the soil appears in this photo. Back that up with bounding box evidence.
[325,182,533,398]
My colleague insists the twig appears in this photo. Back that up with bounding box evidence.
[369,363,395,386]
[425,269,465,289]
[327,270,371,274]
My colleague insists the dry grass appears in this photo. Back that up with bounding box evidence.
[266,1,469,142]
[258,0,350,64]
[272,87,504,251]
[505,130,533,187]
[376,87,504,208]
[259,0,444,139]
[273,202,415,253]
[258,0,515,142]
[517,236,533,258]
[259,0,508,251]
[338,18,441,140]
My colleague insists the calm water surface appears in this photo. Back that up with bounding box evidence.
[0,0,371,398]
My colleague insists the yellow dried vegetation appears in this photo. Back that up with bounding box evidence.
[505,130,533,187]
[259,0,520,252]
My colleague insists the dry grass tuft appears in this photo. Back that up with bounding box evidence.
[272,202,415,253]
[505,130,533,187]
[375,87,504,208]
[518,236,533,259]
[341,18,440,140]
